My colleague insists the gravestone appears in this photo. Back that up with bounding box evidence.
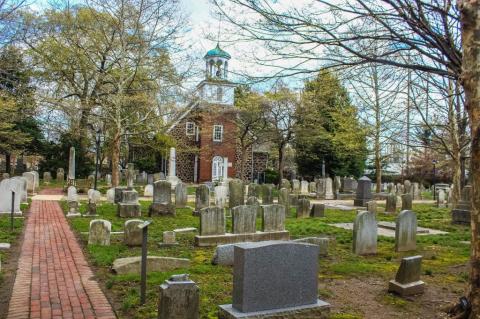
[158,274,199,319]
[386,193,397,214]
[194,185,210,215]
[289,194,298,207]
[353,211,377,255]
[297,198,310,218]
[333,176,341,197]
[437,189,446,208]
[214,185,228,209]
[86,189,101,216]
[117,189,141,217]
[353,176,372,206]
[232,205,257,234]
[22,172,36,194]
[401,193,412,210]
[246,196,259,206]
[324,177,334,200]
[106,188,115,203]
[212,243,239,266]
[395,210,417,252]
[218,241,329,318]
[105,174,112,186]
[56,168,64,182]
[248,183,261,197]
[278,188,290,213]
[316,179,326,199]
[366,200,377,214]
[144,184,154,197]
[343,177,356,193]
[67,186,78,202]
[292,179,300,193]
[175,182,188,208]
[280,179,291,190]
[150,181,175,216]
[114,187,126,204]
[404,180,412,194]
[0,178,21,215]
[293,237,329,257]
[261,204,285,232]
[229,179,245,208]
[126,163,135,189]
[309,182,316,193]
[43,172,51,184]
[88,219,111,246]
[199,207,225,236]
[161,231,178,246]
[388,256,425,296]
[124,219,143,246]
[412,182,421,200]
[452,185,472,224]
[261,184,274,204]
[300,180,309,194]
[311,203,325,218]
[12,176,27,204]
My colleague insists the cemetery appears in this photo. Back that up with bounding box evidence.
[0,1,479,319]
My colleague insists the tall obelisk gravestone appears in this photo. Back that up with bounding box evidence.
[68,146,76,186]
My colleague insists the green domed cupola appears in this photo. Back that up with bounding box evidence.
[204,43,231,79]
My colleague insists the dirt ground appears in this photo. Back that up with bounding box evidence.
[323,276,461,319]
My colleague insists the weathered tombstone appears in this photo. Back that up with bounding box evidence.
[333,176,341,197]
[404,180,412,194]
[106,188,115,203]
[293,237,329,257]
[248,183,261,197]
[300,180,309,194]
[280,179,291,190]
[194,185,210,215]
[124,219,143,246]
[67,186,78,202]
[366,200,377,214]
[117,188,141,217]
[297,198,310,218]
[261,184,273,204]
[289,194,298,207]
[144,184,153,197]
[412,182,421,200]
[68,146,75,182]
[232,205,257,234]
[105,174,112,186]
[160,231,178,246]
[0,179,21,215]
[246,196,259,206]
[214,185,228,209]
[199,207,225,236]
[388,256,425,296]
[86,189,101,216]
[386,193,397,214]
[147,174,154,185]
[56,168,64,182]
[158,274,199,319]
[437,189,446,208]
[452,185,472,224]
[126,163,135,189]
[88,219,111,245]
[218,241,330,318]
[395,210,417,252]
[43,171,51,184]
[308,182,317,193]
[353,176,372,206]
[212,243,239,266]
[175,182,188,208]
[166,147,180,189]
[353,211,377,255]
[12,177,27,204]
[310,203,325,218]
[324,177,334,200]
[401,193,412,210]
[150,181,175,216]
[261,204,285,232]
[22,172,36,194]
[229,179,245,208]
[343,177,356,193]
[292,179,300,193]
[278,188,290,213]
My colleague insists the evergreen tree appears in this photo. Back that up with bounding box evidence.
[295,70,367,178]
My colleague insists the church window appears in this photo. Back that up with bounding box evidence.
[213,125,223,142]
[216,87,223,101]
[186,122,195,135]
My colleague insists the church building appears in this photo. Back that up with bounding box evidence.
[166,44,268,183]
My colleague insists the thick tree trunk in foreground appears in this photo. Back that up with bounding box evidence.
[458,1,480,317]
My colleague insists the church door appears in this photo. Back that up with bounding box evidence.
[212,156,224,181]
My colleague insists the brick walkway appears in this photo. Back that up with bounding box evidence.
[7,190,116,319]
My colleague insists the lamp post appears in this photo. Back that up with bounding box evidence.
[89,123,103,191]
[432,159,438,200]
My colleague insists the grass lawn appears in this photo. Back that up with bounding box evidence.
[64,199,470,319]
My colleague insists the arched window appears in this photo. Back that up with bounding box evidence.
[212,156,224,181]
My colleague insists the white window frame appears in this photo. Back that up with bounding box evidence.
[213,125,223,142]
[186,122,195,136]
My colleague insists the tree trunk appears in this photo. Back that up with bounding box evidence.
[449,78,462,207]
[5,153,11,175]
[239,145,248,182]
[458,2,480,316]
[373,65,382,193]
[111,130,121,187]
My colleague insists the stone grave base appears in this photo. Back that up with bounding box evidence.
[336,193,355,200]
[195,231,290,247]
[117,203,141,217]
[452,209,470,225]
[149,202,175,216]
[388,280,425,297]
[218,300,330,319]
[66,212,81,218]
[0,211,22,216]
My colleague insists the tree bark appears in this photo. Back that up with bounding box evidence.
[458,1,480,317]
[111,130,121,187]
[373,65,382,193]
[5,153,11,175]
[449,78,462,207]
[278,144,285,185]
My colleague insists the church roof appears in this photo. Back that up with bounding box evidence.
[204,43,231,59]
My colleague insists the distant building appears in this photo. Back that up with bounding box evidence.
[166,44,268,183]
